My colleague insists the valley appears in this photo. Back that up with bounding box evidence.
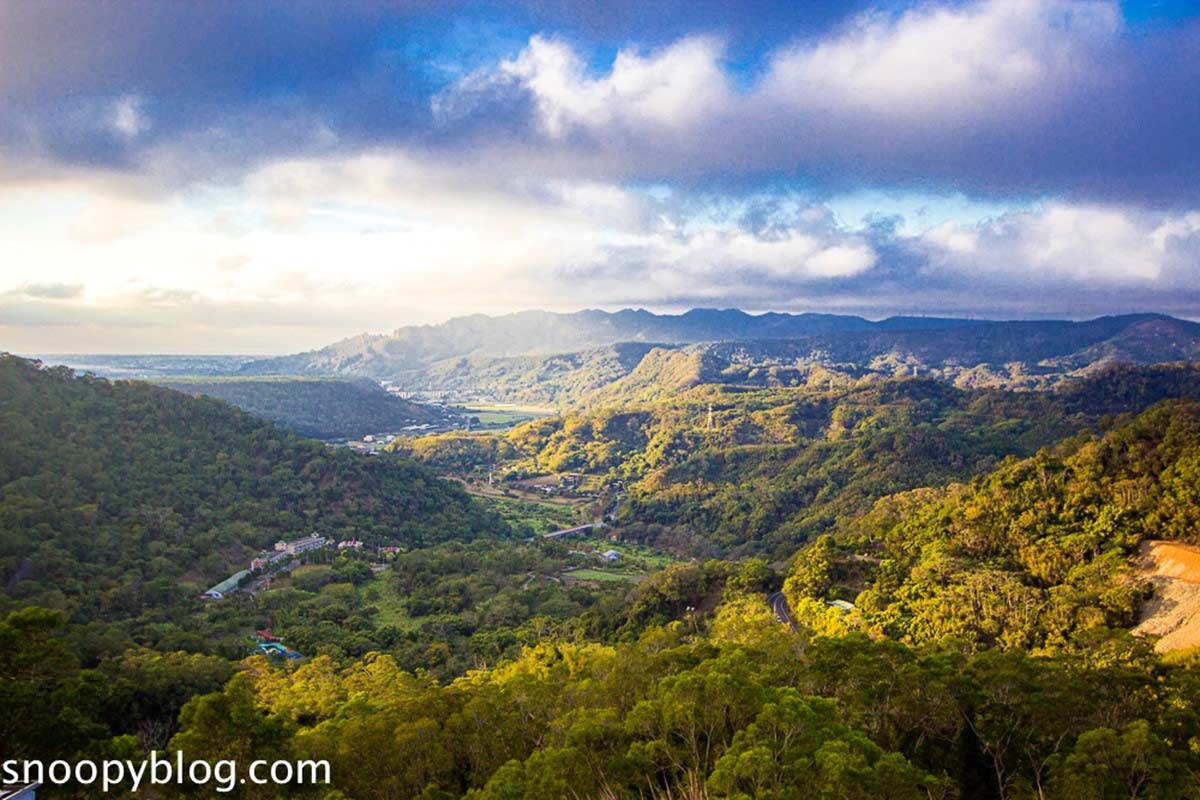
[6,329,1200,799]
[9,0,1200,794]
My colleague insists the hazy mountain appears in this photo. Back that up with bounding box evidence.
[243,311,1200,405]
[240,308,983,378]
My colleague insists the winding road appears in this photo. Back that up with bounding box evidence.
[768,591,799,633]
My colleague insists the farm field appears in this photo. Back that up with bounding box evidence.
[563,568,644,584]
[474,494,579,535]
[457,403,555,428]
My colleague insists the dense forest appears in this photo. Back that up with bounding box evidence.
[783,399,1200,650]
[0,356,506,658]
[156,377,454,440]
[5,355,1200,798]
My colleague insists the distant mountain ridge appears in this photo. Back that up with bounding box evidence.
[242,310,1200,405]
[240,308,989,378]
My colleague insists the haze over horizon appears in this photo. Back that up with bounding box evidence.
[21,306,1200,358]
[3,0,1199,353]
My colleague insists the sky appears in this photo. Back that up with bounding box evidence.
[1,0,1199,353]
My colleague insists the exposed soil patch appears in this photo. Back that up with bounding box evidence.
[1133,540,1200,653]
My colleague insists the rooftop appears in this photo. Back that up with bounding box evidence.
[206,569,250,595]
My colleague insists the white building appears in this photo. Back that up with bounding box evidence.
[203,570,250,600]
[274,535,329,556]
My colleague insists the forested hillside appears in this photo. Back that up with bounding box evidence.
[156,376,454,439]
[7,355,1200,799]
[0,356,506,639]
[401,342,659,406]
[784,398,1200,652]
[157,622,1200,800]
[397,364,1200,555]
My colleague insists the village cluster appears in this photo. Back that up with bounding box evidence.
[202,534,400,600]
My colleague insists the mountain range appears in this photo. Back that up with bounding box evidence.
[242,309,1200,405]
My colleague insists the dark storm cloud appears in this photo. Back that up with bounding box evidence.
[0,0,1197,205]
[0,1,448,173]
[436,1,1200,206]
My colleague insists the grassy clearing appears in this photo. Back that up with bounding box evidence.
[564,568,643,584]
[458,403,556,428]
[476,494,578,535]
[360,577,419,631]
[459,478,592,508]
[596,541,677,570]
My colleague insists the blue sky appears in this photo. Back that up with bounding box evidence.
[0,0,1198,352]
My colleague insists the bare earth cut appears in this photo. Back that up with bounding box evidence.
[1134,540,1200,653]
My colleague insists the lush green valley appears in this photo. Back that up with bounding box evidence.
[10,0,1200,795]
[396,364,1200,556]
[6,355,1200,799]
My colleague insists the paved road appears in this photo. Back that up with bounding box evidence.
[768,591,799,633]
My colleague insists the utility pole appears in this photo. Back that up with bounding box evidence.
[706,403,714,431]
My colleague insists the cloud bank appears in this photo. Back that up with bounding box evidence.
[0,0,1198,351]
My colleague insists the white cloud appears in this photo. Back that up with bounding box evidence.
[109,95,149,138]
[437,34,734,142]
[3,144,1200,353]
[633,224,877,284]
[761,0,1117,122]
[434,0,1157,200]
[452,0,1123,136]
[920,203,1200,285]
[504,35,732,137]
[0,151,889,348]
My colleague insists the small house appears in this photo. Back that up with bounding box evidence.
[599,550,621,563]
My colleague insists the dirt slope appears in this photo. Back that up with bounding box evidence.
[1133,540,1200,653]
